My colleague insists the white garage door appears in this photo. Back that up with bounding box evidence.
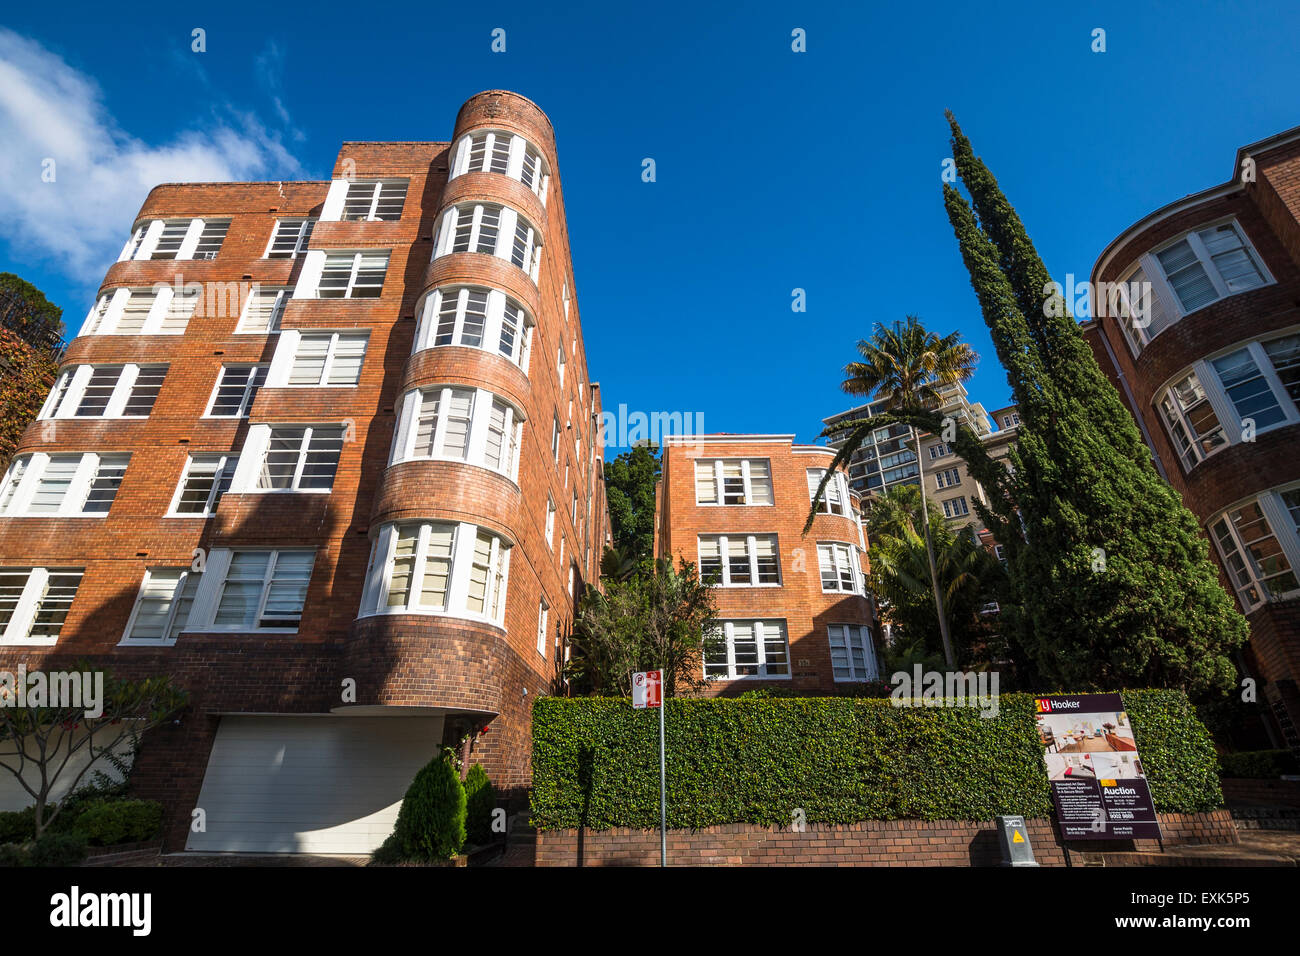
[186,715,443,854]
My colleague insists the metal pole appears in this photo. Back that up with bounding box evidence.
[659,695,667,867]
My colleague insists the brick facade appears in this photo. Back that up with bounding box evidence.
[1084,128,1300,747]
[533,810,1238,866]
[654,435,879,694]
[0,90,609,851]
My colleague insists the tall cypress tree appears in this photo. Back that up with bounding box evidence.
[930,120,1248,697]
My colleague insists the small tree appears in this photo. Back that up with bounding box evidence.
[378,750,466,862]
[0,666,187,838]
[463,763,496,845]
[568,556,717,697]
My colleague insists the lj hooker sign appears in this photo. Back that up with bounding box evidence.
[1034,694,1163,841]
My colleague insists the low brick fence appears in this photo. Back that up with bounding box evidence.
[82,841,163,867]
[534,811,1237,866]
[1221,777,1300,808]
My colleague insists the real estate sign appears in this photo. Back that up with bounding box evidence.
[1034,693,1162,841]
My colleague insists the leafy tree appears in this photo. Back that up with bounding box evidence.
[0,272,65,348]
[0,666,188,838]
[568,557,717,697]
[838,116,1247,696]
[866,484,1006,670]
[0,327,60,473]
[603,444,660,564]
[808,315,977,667]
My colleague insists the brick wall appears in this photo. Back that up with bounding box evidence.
[656,436,878,694]
[534,811,1237,866]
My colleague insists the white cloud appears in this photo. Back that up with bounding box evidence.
[0,29,307,285]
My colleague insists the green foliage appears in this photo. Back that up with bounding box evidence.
[28,832,88,867]
[1218,749,1300,778]
[530,690,1221,829]
[0,272,64,345]
[72,799,163,846]
[866,484,1008,669]
[603,444,661,564]
[0,663,188,837]
[918,117,1250,698]
[569,556,717,697]
[463,763,497,845]
[382,751,467,861]
[0,806,35,843]
[0,327,59,472]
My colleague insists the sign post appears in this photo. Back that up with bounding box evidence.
[1034,693,1163,844]
[632,669,666,867]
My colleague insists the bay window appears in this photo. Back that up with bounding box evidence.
[413,285,533,368]
[359,521,511,623]
[1209,486,1300,612]
[817,541,861,594]
[450,129,550,204]
[433,202,542,281]
[807,467,850,516]
[390,386,522,479]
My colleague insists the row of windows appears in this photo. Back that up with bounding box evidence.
[696,533,866,594]
[703,620,878,682]
[432,202,543,281]
[0,453,127,517]
[389,386,523,480]
[118,218,230,263]
[1115,219,1271,355]
[451,129,551,203]
[1156,331,1300,472]
[43,336,369,422]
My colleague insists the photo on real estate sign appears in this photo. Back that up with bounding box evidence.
[1036,709,1138,754]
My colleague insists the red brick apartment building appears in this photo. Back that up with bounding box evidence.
[0,90,610,853]
[654,435,880,692]
[1082,125,1300,749]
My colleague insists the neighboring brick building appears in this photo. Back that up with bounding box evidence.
[654,435,879,693]
[1082,125,1300,749]
[0,90,609,853]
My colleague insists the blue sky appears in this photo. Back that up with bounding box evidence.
[2,1,1297,452]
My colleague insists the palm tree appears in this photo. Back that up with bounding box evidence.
[809,316,977,668]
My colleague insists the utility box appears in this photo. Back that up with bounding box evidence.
[995,815,1039,867]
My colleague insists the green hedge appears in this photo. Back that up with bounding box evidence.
[1219,749,1300,778]
[530,690,1222,830]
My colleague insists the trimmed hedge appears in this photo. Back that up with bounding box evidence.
[530,690,1222,830]
[1219,749,1300,779]
[73,799,163,846]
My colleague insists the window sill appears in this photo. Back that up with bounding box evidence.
[0,637,59,646]
[116,638,178,648]
[704,673,792,682]
[356,607,507,631]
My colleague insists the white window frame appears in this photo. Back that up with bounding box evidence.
[817,541,862,594]
[694,458,774,507]
[236,286,291,333]
[264,218,316,259]
[413,285,533,370]
[119,567,202,646]
[338,179,408,222]
[359,521,511,625]
[283,331,369,387]
[450,129,550,204]
[1156,329,1300,470]
[1114,218,1274,356]
[703,619,791,681]
[191,549,316,633]
[0,452,128,518]
[807,467,850,516]
[167,453,238,517]
[390,386,523,481]
[314,251,390,299]
[245,424,345,493]
[1207,484,1300,613]
[537,598,550,657]
[697,534,782,587]
[828,623,878,682]
[942,496,970,519]
[433,202,542,281]
[39,364,168,420]
[0,567,84,646]
[204,365,269,418]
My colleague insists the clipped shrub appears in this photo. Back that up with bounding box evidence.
[381,751,466,861]
[0,843,29,867]
[29,832,87,867]
[1219,749,1300,779]
[463,764,497,845]
[530,689,1222,830]
[73,799,163,846]
[0,806,36,844]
